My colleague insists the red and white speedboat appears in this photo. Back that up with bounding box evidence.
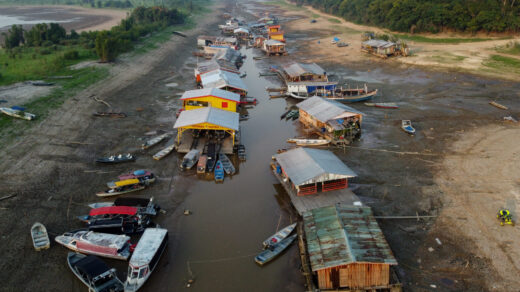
[55,230,132,260]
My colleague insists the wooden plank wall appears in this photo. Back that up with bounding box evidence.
[317,263,390,290]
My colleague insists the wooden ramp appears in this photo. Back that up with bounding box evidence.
[271,165,361,215]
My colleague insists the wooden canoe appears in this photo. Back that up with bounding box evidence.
[31,222,50,251]
[214,160,224,182]
[197,155,208,174]
[219,153,236,175]
[490,101,508,110]
[262,223,297,248]
[142,133,168,150]
[255,234,297,266]
[96,183,145,197]
[153,143,175,161]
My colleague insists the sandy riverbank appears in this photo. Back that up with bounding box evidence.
[0,5,127,32]
[265,1,520,81]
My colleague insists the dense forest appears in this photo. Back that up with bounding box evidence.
[2,6,186,62]
[292,0,520,33]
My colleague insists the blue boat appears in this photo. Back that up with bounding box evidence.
[214,160,224,182]
[401,120,415,135]
[255,234,297,266]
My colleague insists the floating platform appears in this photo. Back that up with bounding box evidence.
[176,135,235,154]
[271,164,361,215]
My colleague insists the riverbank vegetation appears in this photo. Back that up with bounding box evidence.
[290,0,520,33]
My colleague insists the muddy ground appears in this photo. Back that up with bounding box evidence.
[0,1,520,292]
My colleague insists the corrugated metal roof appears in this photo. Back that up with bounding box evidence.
[283,63,325,78]
[274,147,357,186]
[195,60,238,76]
[264,39,285,46]
[362,39,395,48]
[234,27,249,34]
[296,96,364,122]
[201,69,247,92]
[303,205,398,271]
[180,88,240,102]
[173,107,239,130]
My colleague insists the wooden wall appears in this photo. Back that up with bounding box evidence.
[317,263,390,290]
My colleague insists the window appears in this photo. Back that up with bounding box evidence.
[138,267,148,279]
[222,102,228,108]
[186,100,208,107]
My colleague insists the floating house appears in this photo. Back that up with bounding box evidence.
[253,36,266,48]
[174,107,239,154]
[197,36,237,49]
[200,69,248,97]
[194,60,240,85]
[303,205,400,291]
[361,39,396,58]
[233,28,250,40]
[180,88,240,112]
[281,63,328,82]
[262,39,287,56]
[296,96,364,143]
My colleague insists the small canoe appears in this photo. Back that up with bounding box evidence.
[96,154,135,164]
[153,143,175,161]
[255,234,297,266]
[401,120,415,135]
[31,222,50,251]
[237,144,246,161]
[214,160,224,182]
[287,138,331,146]
[219,153,236,175]
[141,133,168,150]
[197,155,208,174]
[67,252,124,292]
[262,223,297,249]
[490,101,508,110]
[0,107,36,120]
[365,102,398,109]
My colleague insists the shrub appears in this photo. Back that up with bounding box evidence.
[63,50,79,60]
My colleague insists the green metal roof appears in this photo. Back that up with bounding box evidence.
[303,205,397,271]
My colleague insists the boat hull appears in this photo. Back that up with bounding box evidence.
[255,234,297,266]
[153,144,175,160]
[31,222,50,251]
[55,238,129,261]
[96,186,145,197]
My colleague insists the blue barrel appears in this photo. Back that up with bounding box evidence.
[276,165,281,174]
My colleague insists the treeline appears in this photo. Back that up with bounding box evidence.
[2,6,186,62]
[292,0,520,33]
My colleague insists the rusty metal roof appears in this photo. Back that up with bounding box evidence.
[362,39,396,48]
[303,205,397,271]
[201,69,248,92]
[282,62,325,78]
[274,147,357,186]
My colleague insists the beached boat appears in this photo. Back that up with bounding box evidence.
[141,133,168,150]
[96,154,135,164]
[255,234,297,266]
[67,252,124,292]
[0,106,36,120]
[262,223,297,249]
[55,230,131,260]
[29,80,54,86]
[152,143,175,161]
[287,138,331,146]
[365,102,399,109]
[88,197,160,216]
[197,155,207,174]
[118,170,155,185]
[401,120,416,135]
[78,206,142,222]
[336,42,349,47]
[180,149,201,170]
[327,87,378,103]
[124,228,168,292]
[219,153,236,175]
[93,112,127,118]
[96,179,145,197]
[31,222,50,251]
[490,101,508,110]
[237,144,246,161]
[206,143,217,171]
[87,217,151,235]
[214,160,224,182]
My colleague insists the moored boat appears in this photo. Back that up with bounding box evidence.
[287,138,331,146]
[31,222,50,251]
[255,234,297,266]
[96,179,145,197]
[96,154,135,164]
[124,228,168,292]
[55,230,131,260]
[206,143,217,171]
[285,110,298,120]
[78,206,141,223]
[141,133,168,150]
[214,160,224,182]
[118,170,155,185]
[0,106,36,120]
[401,120,416,135]
[88,197,160,216]
[197,155,208,174]
[180,149,201,170]
[365,102,399,109]
[67,252,124,292]
[237,144,246,161]
[152,143,175,161]
[326,86,378,103]
[262,223,297,249]
[219,153,236,175]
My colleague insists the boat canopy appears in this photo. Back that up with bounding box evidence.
[89,206,138,217]
[74,255,111,279]
[133,170,146,176]
[129,228,168,267]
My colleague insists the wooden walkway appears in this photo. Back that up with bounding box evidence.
[271,164,361,215]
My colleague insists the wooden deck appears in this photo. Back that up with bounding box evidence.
[176,135,235,154]
[271,164,361,215]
